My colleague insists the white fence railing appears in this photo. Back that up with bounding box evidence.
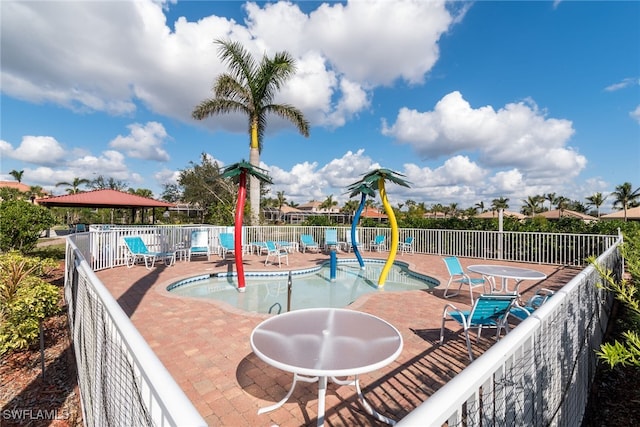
[65,239,206,427]
[66,225,621,426]
[397,236,622,426]
[82,225,618,271]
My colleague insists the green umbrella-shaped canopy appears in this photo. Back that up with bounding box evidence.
[347,168,411,191]
[221,160,273,184]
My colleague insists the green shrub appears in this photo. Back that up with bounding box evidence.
[0,251,60,355]
[0,199,56,252]
[591,230,640,368]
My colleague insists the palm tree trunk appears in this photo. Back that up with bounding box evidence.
[249,124,260,224]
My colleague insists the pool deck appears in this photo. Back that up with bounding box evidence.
[96,249,580,426]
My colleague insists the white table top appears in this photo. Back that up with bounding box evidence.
[468,264,547,281]
[251,308,403,378]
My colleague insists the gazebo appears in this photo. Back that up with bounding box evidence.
[36,189,175,225]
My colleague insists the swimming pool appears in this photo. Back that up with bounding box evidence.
[167,259,439,314]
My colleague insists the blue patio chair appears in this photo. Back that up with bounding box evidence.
[218,232,235,259]
[443,256,489,304]
[264,241,289,267]
[344,232,360,252]
[369,235,386,252]
[324,228,339,252]
[509,288,555,322]
[440,294,517,361]
[398,236,414,255]
[188,230,212,261]
[300,234,320,253]
[123,236,175,270]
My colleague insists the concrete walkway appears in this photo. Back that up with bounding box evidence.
[95,250,578,426]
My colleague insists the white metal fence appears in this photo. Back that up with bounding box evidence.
[81,225,618,271]
[65,239,206,427]
[65,225,621,426]
[397,236,622,426]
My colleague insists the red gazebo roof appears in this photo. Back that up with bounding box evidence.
[35,189,174,209]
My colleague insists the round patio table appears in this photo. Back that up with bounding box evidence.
[250,307,403,426]
[467,264,547,295]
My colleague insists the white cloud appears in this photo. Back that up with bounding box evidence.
[604,77,640,92]
[109,122,171,161]
[0,136,66,166]
[630,105,640,124]
[382,90,584,177]
[0,0,457,130]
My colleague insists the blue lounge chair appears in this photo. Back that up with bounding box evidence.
[218,233,235,259]
[264,241,289,267]
[443,256,488,304]
[398,236,414,255]
[188,230,212,261]
[440,294,517,361]
[324,228,339,252]
[123,236,175,270]
[300,234,320,253]
[369,235,386,252]
[509,288,555,321]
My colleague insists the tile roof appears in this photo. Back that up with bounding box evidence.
[35,189,174,208]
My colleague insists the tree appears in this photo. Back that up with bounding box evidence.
[192,39,310,224]
[221,161,273,291]
[56,177,90,194]
[179,154,236,224]
[0,200,56,252]
[89,175,128,191]
[491,197,510,211]
[320,194,338,211]
[521,196,542,216]
[347,168,411,287]
[160,183,182,203]
[586,192,608,218]
[9,170,24,183]
[611,182,640,222]
[545,192,557,211]
[276,191,286,222]
[474,201,485,214]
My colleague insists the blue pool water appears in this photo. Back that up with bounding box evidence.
[167,259,439,314]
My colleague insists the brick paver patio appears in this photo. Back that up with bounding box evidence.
[96,249,579,426]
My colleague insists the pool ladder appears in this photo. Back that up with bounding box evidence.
[267,271,293,315]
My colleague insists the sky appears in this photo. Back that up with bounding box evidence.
[1,0,639,213]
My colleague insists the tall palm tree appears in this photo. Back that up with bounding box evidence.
[585,192,608,218]
[320,194,338,211]
[9,169,24,183]
[491,197,510,211]
[347,168,411,287]
[192,39,310,224]
[221,160,273,291]
[521,196,541,216]
[56,177,90,194]
[345,182,376,269]
[611,182,640,222]
[474,201,485,214]
[545,192,557,211]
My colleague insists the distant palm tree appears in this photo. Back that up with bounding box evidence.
[320,194,338,211]
[276,191,286,221]
[27,185,45,203]
[585,192,608,217]
[521,196,541,216]
[192,39,310,224]
[491,197,510,211]
[9,169,24,183]
[545,192,557,211]
[474,201,485,213]
[611,182,640,222]
[56,177,90,194]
